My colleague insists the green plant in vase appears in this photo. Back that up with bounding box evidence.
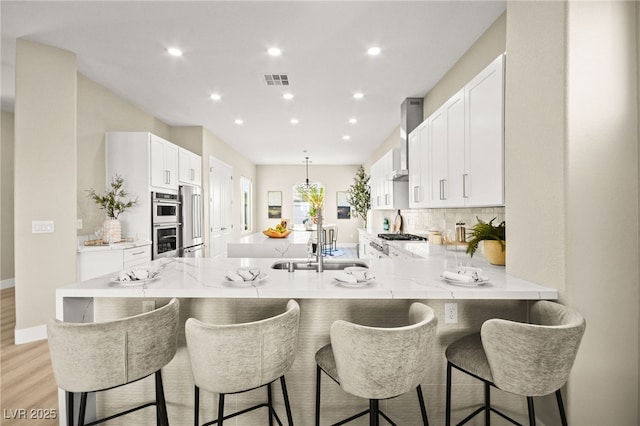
[88,174,137,243]
[466,217,506,265]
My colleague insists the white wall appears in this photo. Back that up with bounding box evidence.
[506,1,639,424]
[77,74,171,235]
[566,2,639,424]
[1,110,14,282]
[256,164,360,243]
[14,39,77,333]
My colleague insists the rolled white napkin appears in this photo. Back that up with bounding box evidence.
[442,271,474,283]
[226,270,244,282]
[334,272,358,284]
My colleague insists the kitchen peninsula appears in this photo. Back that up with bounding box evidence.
[55,251,557,425]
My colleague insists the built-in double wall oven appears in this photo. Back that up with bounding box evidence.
[151,192,181,259]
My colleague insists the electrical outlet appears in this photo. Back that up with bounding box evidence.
[77,219,83,229]
[444,303,458,324]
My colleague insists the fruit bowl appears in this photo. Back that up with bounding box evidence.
[263,229,292,238]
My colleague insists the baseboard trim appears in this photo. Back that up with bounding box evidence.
[0,278,15,289]
[14,324,47,344]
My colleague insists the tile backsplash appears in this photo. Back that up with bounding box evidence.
[370,207,505,240]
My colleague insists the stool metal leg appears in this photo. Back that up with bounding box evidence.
[78,393,87,426]
[194,386,200,426]
[369,399,379,426]
[527,397,536,426]
[217,393,225,426]
[66,392,74,426]
[280,376,294,425]
[155,370,169,426]
[484,382,491,426]
[267,382,274,426]
[416,385,429,426]
[556,389,567,426]
[315,366,321,426]
[445,362,452,426]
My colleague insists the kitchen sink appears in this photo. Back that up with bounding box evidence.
[271,259,369,271]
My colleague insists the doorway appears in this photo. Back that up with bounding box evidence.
[209,156,233,257]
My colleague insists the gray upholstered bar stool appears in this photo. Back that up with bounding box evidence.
[47,298,180,426]
[445,300,586,426]
[315,302,437,426]
[185,299,300,426]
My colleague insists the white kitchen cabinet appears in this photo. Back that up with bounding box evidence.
[150,135,179,191]
[408,121,429,208]
[427,105,446,207]
[123,245,152,269]
[414,53,504,209]
[463,53,505,206]
[370,149,408,210]
[77,244,152,281]
[178,148,202,186]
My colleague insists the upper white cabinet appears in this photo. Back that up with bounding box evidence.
[178,147,202,186]
[409,53,505,209]
[463,53,505,206]
[408,121,429,208]
[150,135,179,191]
[370,149,408,210]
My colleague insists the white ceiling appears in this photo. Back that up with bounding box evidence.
[1,1,505,165]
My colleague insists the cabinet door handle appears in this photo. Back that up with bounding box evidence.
[440,179,446,200]
[130,250,145,256]
[463,174,469,198]
[164,170,170,184]
[190,168,195,181]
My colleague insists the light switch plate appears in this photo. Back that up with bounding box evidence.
[32,220,54,234]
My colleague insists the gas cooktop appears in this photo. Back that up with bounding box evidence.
[377,233,428,241]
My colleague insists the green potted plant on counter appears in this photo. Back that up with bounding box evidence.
[347,165,371,228]
[88,174,137,243]
[466,217,506,265]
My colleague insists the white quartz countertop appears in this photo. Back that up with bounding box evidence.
[234,230,312,245]
[76,239,152,253]
[57,254,558,301]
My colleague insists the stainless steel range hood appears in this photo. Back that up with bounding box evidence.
[393,98,424,180]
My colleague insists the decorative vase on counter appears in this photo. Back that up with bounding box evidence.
[483,240,506,265]
[102,218,122,243]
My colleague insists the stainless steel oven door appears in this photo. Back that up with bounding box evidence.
[153,223,180,259]
[152,193,180,224]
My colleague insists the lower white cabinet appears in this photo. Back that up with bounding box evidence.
[77,244,151,281]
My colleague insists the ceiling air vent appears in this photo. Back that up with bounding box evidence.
[264,74,289,86]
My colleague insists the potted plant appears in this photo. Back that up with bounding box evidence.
[347,165,371,227]
[88,174,137,243]
[465,217,506,265]
[297,185,325,223]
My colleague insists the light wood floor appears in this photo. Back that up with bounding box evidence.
[1,287,58,425]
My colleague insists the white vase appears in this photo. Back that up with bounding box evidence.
[102,218,122,243]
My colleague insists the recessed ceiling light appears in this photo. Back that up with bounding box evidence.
[367,46,381,56]
[234,119,244,125]
[210,93,221,101]
[349,118,357,124]
[342,135,351,141]
[353,92,364,100]
[290,118,299,124]
[167,47,183,57]
[283,93,294,100]
[267,47,282,57]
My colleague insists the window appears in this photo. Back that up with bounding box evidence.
[293,182,323,225]
[240,177,252,232]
